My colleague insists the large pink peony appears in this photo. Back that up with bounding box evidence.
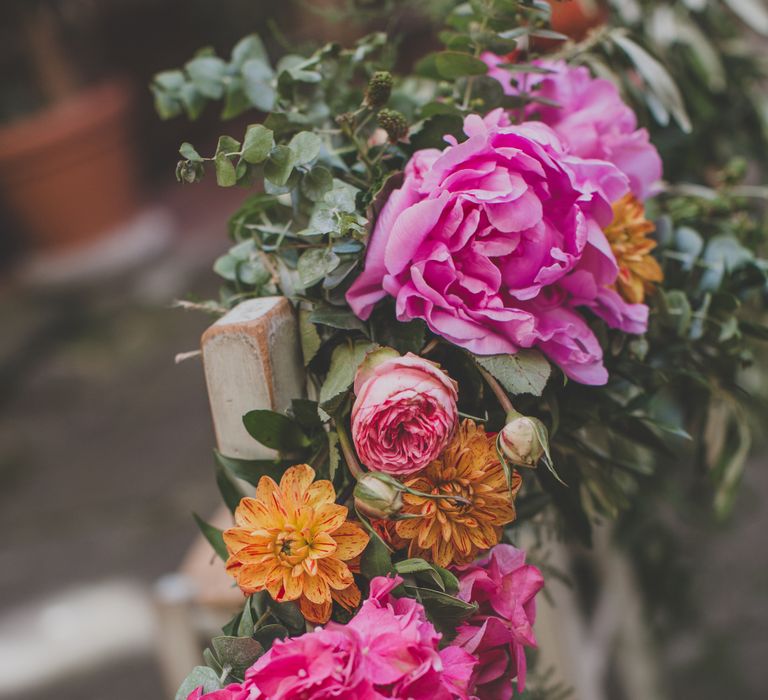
[453,544,544,699]
[243,575,476,699]
[482,53,662,200]
[346,110,648,385]
[351,349,458,475]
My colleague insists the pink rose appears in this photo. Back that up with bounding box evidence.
[482,53,662,200]
[351,349,458,475]
[186,683,250,700]
[244,576,476,699]
[453,544,544,698]
[346,111,647,385]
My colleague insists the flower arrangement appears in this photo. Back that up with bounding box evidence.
[154,1,768,698]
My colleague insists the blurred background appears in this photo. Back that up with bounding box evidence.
[0,1,766,699]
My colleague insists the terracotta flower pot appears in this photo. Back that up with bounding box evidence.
[0,81,139,252]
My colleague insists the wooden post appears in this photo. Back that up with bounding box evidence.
[200,297,304,460]
[156,297,304,696]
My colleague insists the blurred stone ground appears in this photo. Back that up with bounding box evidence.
[0,184,766,699]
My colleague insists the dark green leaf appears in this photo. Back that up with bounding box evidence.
[309,304,368,332]
[242,410,311,451]
[264,145,296,186]
[319,341,377,411]
[193,513,228,560]
[252,624,289,649]
[215,456,247,513]
[211,636,264,676]
[434,51,488,79]
[360,531,394,578]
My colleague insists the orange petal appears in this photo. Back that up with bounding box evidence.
[303,557,319,577]
[222,527,256,555]
[300,595,332,624]
[318,557,354,590]
[236,561,278,593]
[313,503,348,533]
[302,572,331,604]
[256,476,287,520]
[306,479,336,508]
[395,516,424,539]
[308,531,337,559]
[234,498,271,528]
[279,464,315,510]
[434,537,454,567]
[331,583,361,612]
[331,522,369,560]
[273,568,303,602]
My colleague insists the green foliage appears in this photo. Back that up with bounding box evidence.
[192,513,228,561]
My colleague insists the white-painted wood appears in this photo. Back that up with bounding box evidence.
[201,297,304,460]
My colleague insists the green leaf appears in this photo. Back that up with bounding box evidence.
[289,131,323,166]
[406,586,477,631]
[242,58,276,111]
[252,624,289,649]
[611,32,691,132]
[297,249,340,288]
[319,340,377,411]
[266,600,305,632]
[221,78,251,119]
[434,51,488,79]
[211,636,264,676]
[241,124,275,164]
[242,410,311,451]
[298,307,322,365]
[237,597,256,637]
[175,666,222,700]
[360,531,394,578]
[215,153,237,187]
[264,145,296,186]
[309,304,367,332]
[302,166,334,202]
[215,456,247,513]
[214,449,287,486]
[179,142,203,162]
[327,430,340,481]
[474,350,551,396]
[408,114,464,151]
[186,56,227,99]
[395,558,448,591]
[231,34,270,67]
[193,513,228,560]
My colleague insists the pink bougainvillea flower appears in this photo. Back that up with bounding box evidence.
[243,576,476,699]
[482,53,662,200]
[351,349,458,475]
[453,544,544,698]
[346,110,647,385]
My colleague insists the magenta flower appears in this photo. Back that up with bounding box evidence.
[186,684,251,700]
[346,110,647,385]
[453,544,544,698]
[243,576,476,699]
[351,350,458,476]
[482,53,662,200]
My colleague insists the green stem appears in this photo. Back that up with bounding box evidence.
[335,420,364,479]
[477,365,515,416]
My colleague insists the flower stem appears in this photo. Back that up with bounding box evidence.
[335,420,365,480]
[477,365,515,416]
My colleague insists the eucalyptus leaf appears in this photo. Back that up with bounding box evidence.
[264,145,296,186]
[211,636,264,675]
[175,666,222,700]
[474,350,551,396]
[242,124,275,164]
[434,51,488,79]
[289,131,323,166]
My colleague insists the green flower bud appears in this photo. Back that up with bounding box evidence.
[365,71,393,108]
[499,415,546,468]
[377,108,408,143]
[354,471,404,520]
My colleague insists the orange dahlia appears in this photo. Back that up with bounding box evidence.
[223,464,369,624]
[604,193,664,304]
[395,420,520,567]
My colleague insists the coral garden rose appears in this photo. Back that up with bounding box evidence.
[243,575,476,699]
[347,110,648,385]
[454,544,544,698]
[351,349,458,475]
[482,53,662,200]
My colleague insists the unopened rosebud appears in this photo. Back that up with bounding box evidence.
[499,415,546,468]
[364,71,393,108]
[354,472,404,520]
[377,108,408,143]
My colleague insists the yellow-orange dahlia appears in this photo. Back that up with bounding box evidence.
[223,464,369,624]
[395,420,520,567]
[604,193,664,304]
